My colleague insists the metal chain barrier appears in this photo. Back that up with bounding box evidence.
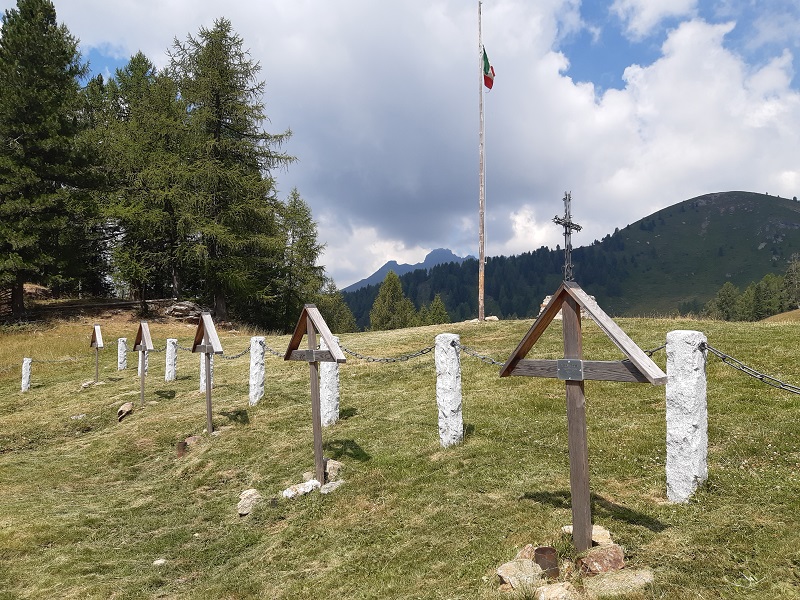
[701,341,800,395]
[218,346,251,361]
[340,344,434,363]
[177,343,194,352]
[450,339,505,366]
[645,343,666,357]
[149,345,167,353]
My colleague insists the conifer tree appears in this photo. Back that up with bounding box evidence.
[316,280,358,333]
[168,18,294,320]
[369,271,417,331]
[0,0,89,313]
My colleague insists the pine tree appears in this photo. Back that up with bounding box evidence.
[0,0,89,313]
[279,189,325,330]
[168,18,294,320]
[316,280,358,333]
[426,293,450,325]
[104,52,189,307]
[369,271,417,331]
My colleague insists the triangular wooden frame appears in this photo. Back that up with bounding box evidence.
[90,324,104,349]
[284,304,346,363]
[500,281,666,385]
[133,321,154,352]
[191,313,224,355]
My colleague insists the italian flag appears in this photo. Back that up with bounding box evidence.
[482,47,495,90]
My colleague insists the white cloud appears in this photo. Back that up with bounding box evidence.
[611,0,698,39]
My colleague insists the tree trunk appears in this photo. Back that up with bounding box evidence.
[214,290,227,321]
[172,267,181,300]
[11,276,25,316]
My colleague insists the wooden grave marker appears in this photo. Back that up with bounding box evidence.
[133,322,154,406]
[191,313,224,434]
[500,194,666,551]
[284,304,346,484]
[90,324,104,383]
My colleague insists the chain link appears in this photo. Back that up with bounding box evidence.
[262,343,284,357]
[177,343,194,352]
[701,342,800,395]
[340,344,434,363]
[149,345,167,353]
[218,346,251,360]
[451,340,505,366]
[645,343,666,357]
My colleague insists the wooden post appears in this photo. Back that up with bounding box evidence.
[562,296,592,551]
[90,324,103,383]
[307,314,325,484]
[191,313,224,436]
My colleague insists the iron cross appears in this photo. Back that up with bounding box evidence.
[552,192,582,281]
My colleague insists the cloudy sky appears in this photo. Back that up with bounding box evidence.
[4,0,800,287]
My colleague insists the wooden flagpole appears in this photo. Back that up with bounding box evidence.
[478,0,486,321]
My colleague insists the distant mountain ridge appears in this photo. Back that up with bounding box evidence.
[341,191,800,327]
[342,248,474,292]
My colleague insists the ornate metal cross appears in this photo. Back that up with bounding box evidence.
[553,192,582,281]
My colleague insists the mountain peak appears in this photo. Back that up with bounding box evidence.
[342,248,473,292]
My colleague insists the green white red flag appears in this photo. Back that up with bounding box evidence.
[482,47,495,90]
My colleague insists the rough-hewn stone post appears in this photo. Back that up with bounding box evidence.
[200,353,214,391]
[21,357,31,392]
[666,330,708,503]
[137,350,148,377]
[435,333,463,447]
[117,338,127,370]
[165,338,178,382]
[320,335,340,426]
[249,336,265,406]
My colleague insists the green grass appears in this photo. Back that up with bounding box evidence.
[1,315,800,598]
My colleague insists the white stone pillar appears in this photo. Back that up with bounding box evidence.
[200,353,214,391]
[21,357,31,392]
[249,336,265,406]
[666,330,708,503]
[320,336,340,426]
[165,338,178,382]
[435,333,463,447]
[137,350,148,377]
[117,338,127,370]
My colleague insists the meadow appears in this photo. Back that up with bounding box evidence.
[1,312,799,599]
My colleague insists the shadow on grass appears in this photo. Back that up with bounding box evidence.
[220,408,250,425]
[521,490,668,532]
[339,407,358,420]
[155,389,176,400]
[323,439,371,462]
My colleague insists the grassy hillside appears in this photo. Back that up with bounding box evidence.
[2,313,800,598]
[601,191,800,316]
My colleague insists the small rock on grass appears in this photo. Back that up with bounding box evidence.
[533,582,581,600]
[497,559,543,590]
[561,524,614,546]
[582,569,654,599]
[577,544,625,575]
[117,402,133,422]
[152,558,167,566]
[282,479,321,499]
[237,489,263,516]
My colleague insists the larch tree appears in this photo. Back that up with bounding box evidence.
[0,0,89,313]
[168,18,294,321]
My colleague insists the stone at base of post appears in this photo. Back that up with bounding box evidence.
[200,353,214,391]
[435,333,463,447]
[21,357,32,392]
[165,338,178,382]
[117,338,127,370]
[666,330,708,503]
[249,336,265,406]
[320,336,340,426]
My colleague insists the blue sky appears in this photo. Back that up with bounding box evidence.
[3,0,800,287]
